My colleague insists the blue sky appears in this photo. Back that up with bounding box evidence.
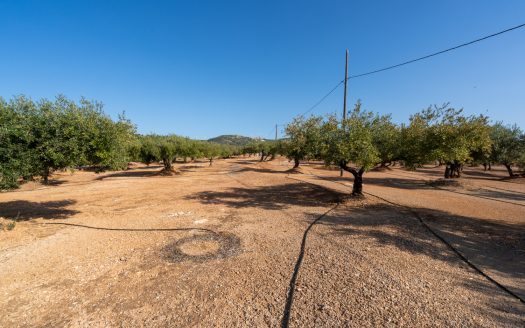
[1,1,524,139]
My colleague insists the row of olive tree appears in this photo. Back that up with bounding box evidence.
[282,102,524,195]
[0,95,136,190]
[242,139,286,162]
[131,135,241,171]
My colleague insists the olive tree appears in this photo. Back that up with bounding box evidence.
[25,97,86,182]
[158,136,180,171]
[202,142,221,166]
[0,95,136,188]
[137,135,161,166]
[417,105,491,178]
[320,103,380,195]
[284,115,323,168]
[0,97,35,189]
[372,114,401,167]
[490,123,524,177]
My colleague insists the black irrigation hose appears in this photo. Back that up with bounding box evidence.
[294,171,525,304]
[39,222,217,234]
[362,191,525,304]
[280,202,340,328]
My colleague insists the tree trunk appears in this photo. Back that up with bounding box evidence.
[162,158,172,171]
[269,153,275,161]
[455,164,462,178]
[445,162,462,178]
[483,163,487,171]
[352,171,363,195]
[340,162,364,196]
[209,158,213,166]
[260,152,265,162]
[504,164,514,177]
[444,165,451,178]
[488,162,491,171]
[42,167,51,184]
[293,158,300,168]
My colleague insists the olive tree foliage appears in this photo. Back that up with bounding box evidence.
[320,102,381,195]
[201,142,222,166]
[400,104,491,178]
[135,135,180,171]
[241,142,257,157]
[284,116,323,168]
[372,114,401,167]
[265,140,286,161]
[0,95,136,189]
[489,123,524,177]
[399,114,431,169]
[194,141,239,165]
[135,135,240,169]
[134,135,160,165]
[519,140,525,173]
[0,97,34,189]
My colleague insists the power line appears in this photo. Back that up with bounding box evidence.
[299,80,344,117]
[283,22,525,130]
[347,22,525,79]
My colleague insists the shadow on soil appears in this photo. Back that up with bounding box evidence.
[185,182,343,210]
[310,173,525,204]
[0,200,79,220]
[236,166,288,174]
[95,169,159,180]
[413,166,517,181]
[316,203,524,321]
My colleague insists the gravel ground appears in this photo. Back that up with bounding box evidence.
[0,158,523,327]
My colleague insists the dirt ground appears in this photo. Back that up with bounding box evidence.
[0,157,524,327]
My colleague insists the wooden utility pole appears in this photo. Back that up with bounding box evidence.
[275,124,278,140]
[341,49,349,177]
[343,49,349,121]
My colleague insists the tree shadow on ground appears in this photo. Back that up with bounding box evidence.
[464,188,525,203]
[462,169,506,179]
[178,164,208,171]
[317,203,525,302]
[236,167,288,174]
[364,176,431,190]
[0,200,79,220]
[185,182,343,210]
[95,169,159,180]
[232,159,263,165]
[42,179,66,186]
[309,173,525,204]
[307,174,431,191]
[413,166,516,181]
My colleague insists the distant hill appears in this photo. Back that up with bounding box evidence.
[207,135,269,146]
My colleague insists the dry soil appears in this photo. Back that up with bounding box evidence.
[0,158,524,327]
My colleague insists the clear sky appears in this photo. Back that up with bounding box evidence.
[1,1,524,139]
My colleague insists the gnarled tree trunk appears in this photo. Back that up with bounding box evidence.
[504,164,514,177]
[293,157,300,168]
[162,158,172,171]
[42,167,51,184]
[444,162,462,178]
[340,161,364,195]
